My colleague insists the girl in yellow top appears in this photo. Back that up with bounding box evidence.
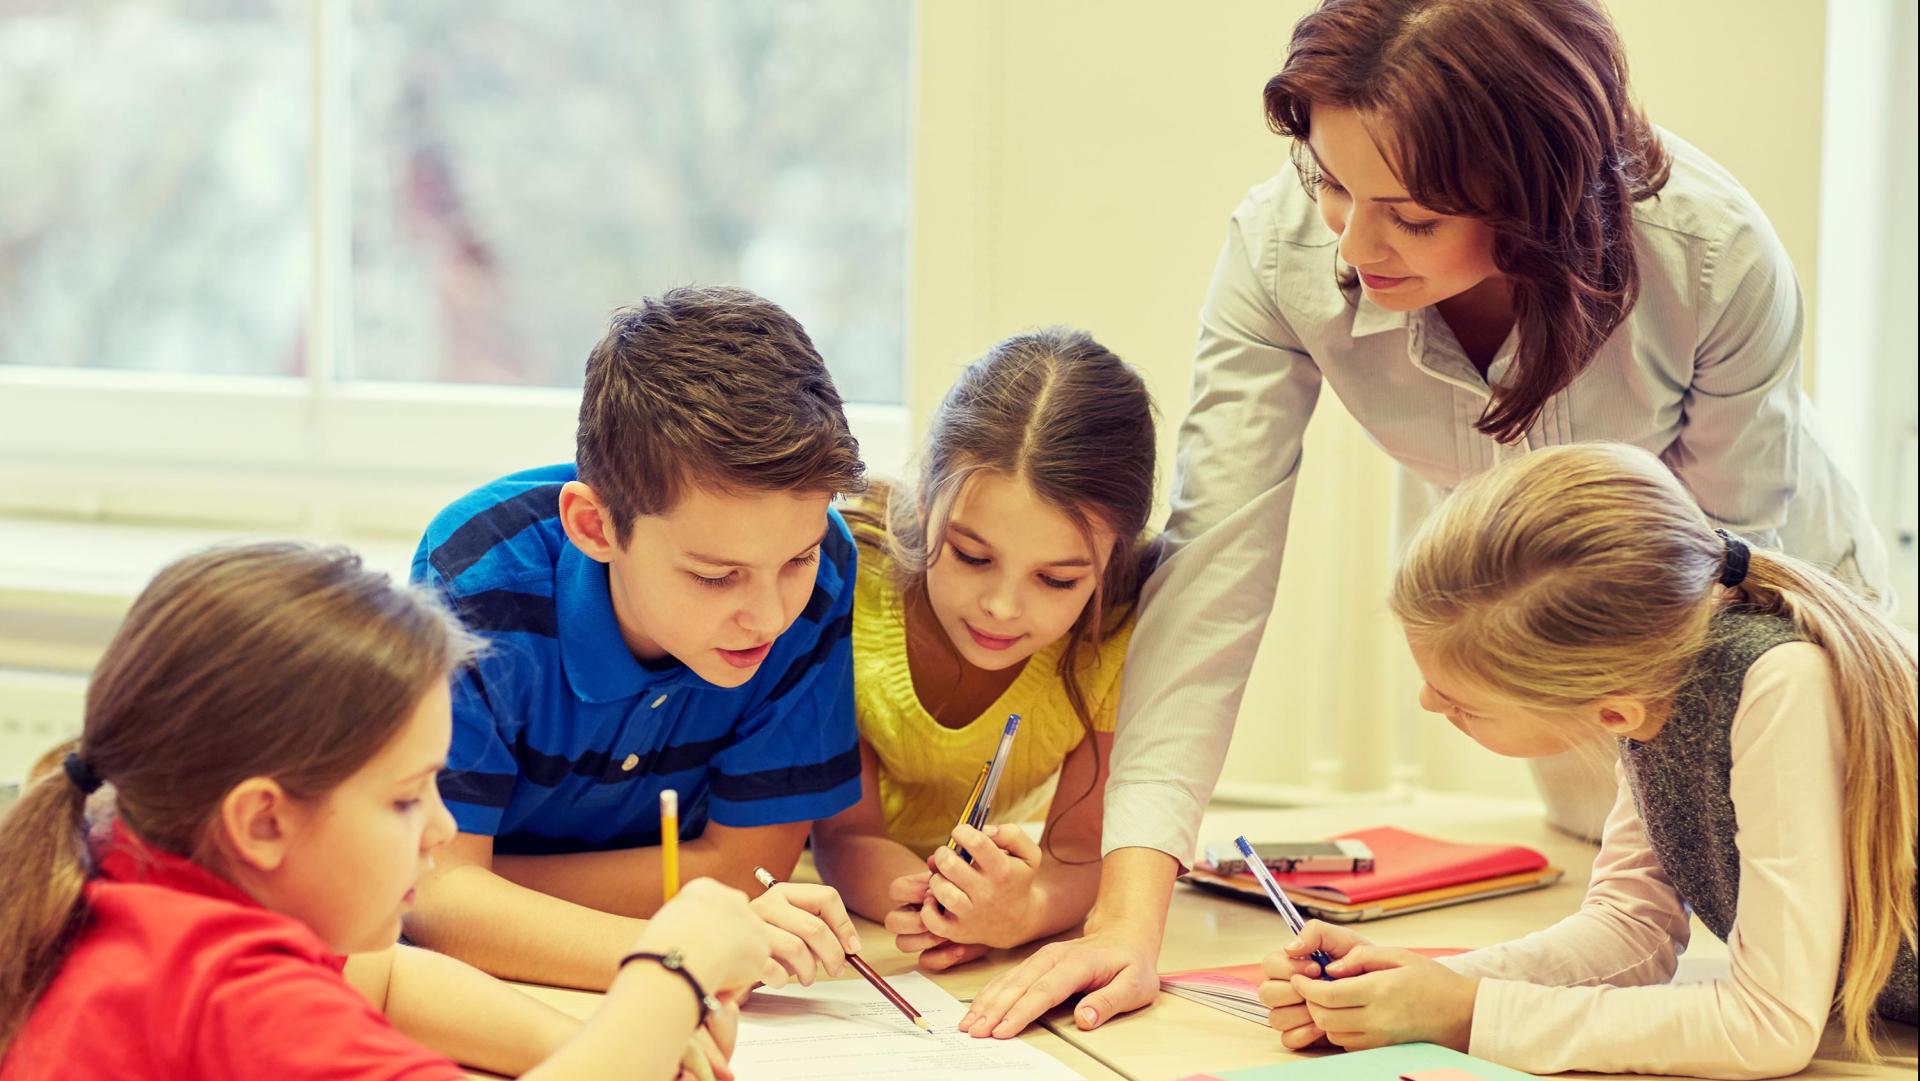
[813,327,1160,971]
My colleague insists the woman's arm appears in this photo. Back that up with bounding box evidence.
[810,741,927,923]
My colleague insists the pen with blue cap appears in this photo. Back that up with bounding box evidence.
[1234,835,1336,980]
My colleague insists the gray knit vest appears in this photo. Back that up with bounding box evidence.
[1620,606,1918,1027]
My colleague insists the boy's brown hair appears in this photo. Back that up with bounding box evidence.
[576,286,867,545]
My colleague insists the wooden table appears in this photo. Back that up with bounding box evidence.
[495,794,1917,1080]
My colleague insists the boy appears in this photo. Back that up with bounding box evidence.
[405,286,868,990]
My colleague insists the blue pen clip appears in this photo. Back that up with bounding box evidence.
[1234,836,1336,981]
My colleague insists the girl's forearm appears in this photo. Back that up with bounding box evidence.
[382,944,581,1076]
[1017,858,1106,943]
[811,829,928,922]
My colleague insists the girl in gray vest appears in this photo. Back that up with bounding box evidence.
[1258,443,1915,1078]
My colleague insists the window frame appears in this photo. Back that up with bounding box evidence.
[0,0,910,532]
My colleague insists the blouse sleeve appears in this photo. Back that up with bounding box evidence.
[1102,193,1324,862]
[1659,210,1805,549]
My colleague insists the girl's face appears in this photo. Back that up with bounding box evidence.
[262,681,458,953]
[924,471,1117,673]
[1306,105,1504,313]
[1405,637,1580,759]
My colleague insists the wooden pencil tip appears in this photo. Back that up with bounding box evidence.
[913,1016,932,1032]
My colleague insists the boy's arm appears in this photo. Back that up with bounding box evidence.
[344,944,579,1076]
[404,832,650,990]
[810,740,927,922]
[491,820,811,915]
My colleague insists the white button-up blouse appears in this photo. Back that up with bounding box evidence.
[1106,130,1890,862]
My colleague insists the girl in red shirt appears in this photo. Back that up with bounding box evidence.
[0,542,771,1080]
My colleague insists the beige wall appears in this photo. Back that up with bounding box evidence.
[905,1,1828,800]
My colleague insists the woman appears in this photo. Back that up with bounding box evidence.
[956,0,1888,1042]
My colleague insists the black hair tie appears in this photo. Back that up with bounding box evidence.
[1714,528,1750,588]
[63,752,103,795]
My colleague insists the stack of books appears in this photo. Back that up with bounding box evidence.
[1183,826,1562,923]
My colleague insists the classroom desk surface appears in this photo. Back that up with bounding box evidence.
[490,793,1916,1081]
[494,978,1126,1081]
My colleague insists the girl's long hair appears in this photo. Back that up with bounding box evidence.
[1265,0,1671,443]
[0,542,477,1056]
[843,328,1160,857]
[1391,443,1917,1057]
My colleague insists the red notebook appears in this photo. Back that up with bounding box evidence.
[1265,827,1547,904]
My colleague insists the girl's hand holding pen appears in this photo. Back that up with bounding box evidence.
[1258,920,1478,1052]
[921,823,1043,950]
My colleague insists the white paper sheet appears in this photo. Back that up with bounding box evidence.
[729,970,1082,1081]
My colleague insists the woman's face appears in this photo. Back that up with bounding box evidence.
[1306,105,1504,313]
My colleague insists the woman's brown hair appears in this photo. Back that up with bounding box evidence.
[0,542,478,1055]
[1391,444,1917,1059]
[1265,0,1672,443]
[844,328,1160,854]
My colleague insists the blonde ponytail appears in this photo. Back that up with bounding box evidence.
[1732,550,1917,1057]
[1392,443,1917,1058]
[0,739,95,1054]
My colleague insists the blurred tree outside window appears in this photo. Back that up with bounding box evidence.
[0,0,912,403]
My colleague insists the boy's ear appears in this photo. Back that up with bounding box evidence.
[559,480,620,563]
[1590,696,1649,738]
[218,777,298,873]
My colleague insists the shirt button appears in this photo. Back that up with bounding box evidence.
[651,694,668,709]
[621,753,640,772]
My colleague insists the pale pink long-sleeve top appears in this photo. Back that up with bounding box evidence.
[1439,643,1848,1079]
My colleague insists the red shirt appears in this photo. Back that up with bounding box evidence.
[2,822,464,1081]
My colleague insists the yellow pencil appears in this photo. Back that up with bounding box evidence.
[945,762,990,853]
[660,788,680,901]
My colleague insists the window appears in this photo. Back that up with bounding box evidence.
[0,0,912,526]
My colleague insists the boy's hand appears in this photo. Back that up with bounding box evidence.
[1257,919,1371,1047]
[882,870,946,953]
[1288,946,1478,1052]
[748,882,862,987]
[918,824,1042,950]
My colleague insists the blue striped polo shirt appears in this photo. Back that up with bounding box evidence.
[410,463,861,854]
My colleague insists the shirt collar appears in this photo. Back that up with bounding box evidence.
[95,819,259,911]
[555,542,689,704]
[1349,291,1410,338]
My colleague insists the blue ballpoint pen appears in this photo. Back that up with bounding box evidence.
[1235,836,1336,981]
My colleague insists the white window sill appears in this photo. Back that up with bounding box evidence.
[0,515,417,674]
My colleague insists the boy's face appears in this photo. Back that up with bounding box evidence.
[609,486,833,688]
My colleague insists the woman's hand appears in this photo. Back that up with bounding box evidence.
[916,824,1043,950]
[1287,941,1479,1052]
